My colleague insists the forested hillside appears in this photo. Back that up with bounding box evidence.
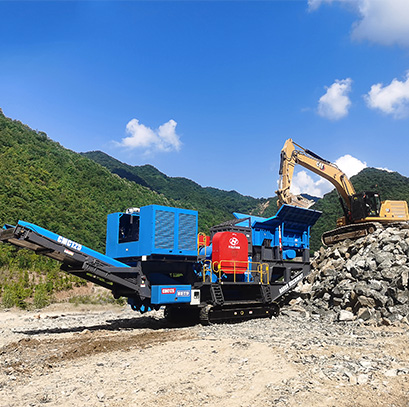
[0,110,175,307]
[0,110,173,252]
[0,110,275,307]
[82,151,275,228]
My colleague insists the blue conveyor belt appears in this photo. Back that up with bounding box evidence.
[2,220,129,268]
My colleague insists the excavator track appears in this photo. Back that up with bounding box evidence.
[322,222,381,246]
[164,303,280,326]
[199,302,280,325]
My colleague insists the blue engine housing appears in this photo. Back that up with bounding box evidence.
[106,204,198,261]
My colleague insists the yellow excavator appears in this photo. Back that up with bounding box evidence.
[276,138,409,246]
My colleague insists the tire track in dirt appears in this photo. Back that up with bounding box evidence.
[1,328,196,375]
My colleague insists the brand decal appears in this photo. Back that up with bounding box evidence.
[161,288,176,294]
[58,236,82,251]
[228,236,241,250]
[316,162,325,171]
[278,273,304,295]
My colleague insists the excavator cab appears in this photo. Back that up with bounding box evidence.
[350,191,381,221]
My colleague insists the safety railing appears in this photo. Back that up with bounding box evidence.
[201,260,269,284]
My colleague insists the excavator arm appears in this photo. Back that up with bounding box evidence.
[276,139,356,213]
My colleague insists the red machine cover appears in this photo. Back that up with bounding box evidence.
[211,231,248,274]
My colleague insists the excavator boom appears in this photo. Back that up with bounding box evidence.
[277,138,355,212]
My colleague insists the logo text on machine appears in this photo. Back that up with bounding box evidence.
[162,288,176,294]
[57,236,82,251]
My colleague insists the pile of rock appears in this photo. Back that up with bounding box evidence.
[292,224,409,325]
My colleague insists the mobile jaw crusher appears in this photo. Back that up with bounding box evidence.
[1,203,320,323]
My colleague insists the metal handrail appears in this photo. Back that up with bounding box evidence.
[202,260,269,283]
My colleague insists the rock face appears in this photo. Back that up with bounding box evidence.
[292,224,409,324]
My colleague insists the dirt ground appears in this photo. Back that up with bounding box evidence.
[0,304,408,407]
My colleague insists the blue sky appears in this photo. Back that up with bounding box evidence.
[1,0,409,198]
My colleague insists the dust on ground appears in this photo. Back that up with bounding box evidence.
[0,303,408,407]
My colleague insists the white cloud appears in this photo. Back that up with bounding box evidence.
[307,0,334,11]
[157,120,182,152]
[118,119,182,153]
[352,0,409,47]
[309,0,409,47]
[334,154,367,178]
[365,72,409,119]
[290,170,331,197]
[376,167,394,173]
[291,154,367,197]
[318,78,352,120]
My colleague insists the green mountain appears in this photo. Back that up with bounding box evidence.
[0,110,276,252]
[82,150,276,230]
[0,109,180,306]
[0,110,173,252]
[0,110,276,307]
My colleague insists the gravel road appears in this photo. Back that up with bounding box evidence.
[0,303,408,407]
